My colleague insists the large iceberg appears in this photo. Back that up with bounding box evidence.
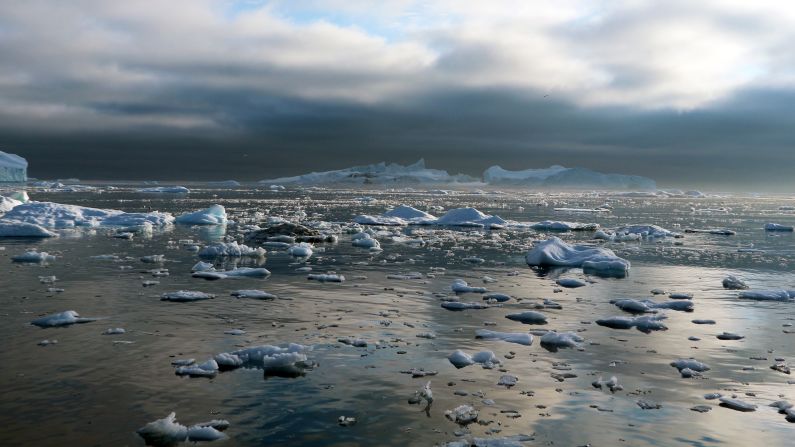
[259,159,476,185]
[483,165,656,190]
[0,151,27,182]
[0,201,174,229]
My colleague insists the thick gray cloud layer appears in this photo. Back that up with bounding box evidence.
[0,0,793,189]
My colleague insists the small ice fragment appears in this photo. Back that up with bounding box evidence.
[231,290,277,300]
[556,278,586,288]
[505,311,547,325]
[160,291,215,302]
[444,405,478,425]
[451,279,487,294]
[722,275,749,290]
[719,397,757,412]
[31,310,96,328]
[103,328,125,335]
[136,412,188,446]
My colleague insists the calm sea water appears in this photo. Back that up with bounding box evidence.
[1,185,794,446]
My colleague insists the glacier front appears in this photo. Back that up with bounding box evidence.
[483,165,656,190]
[0,151,28,182]
[259,159,476,185]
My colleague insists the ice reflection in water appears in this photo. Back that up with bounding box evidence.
[0,187,794,446]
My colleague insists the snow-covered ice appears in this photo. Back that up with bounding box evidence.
[526,237,630,276]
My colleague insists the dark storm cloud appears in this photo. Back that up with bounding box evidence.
[0,1,794,190]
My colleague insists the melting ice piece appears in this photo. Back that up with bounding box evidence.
[175,204,227,225]
[670,359,710,375]
[138,186,190,193]
[441,301,488,311]
[719,397,757,412]
[444,405,478,425]
[231,290,277,300]
[505,311,548,325]
[738,290,795,301]
[0,221,57,238]
[31,310,97,328]
[722,275,749,290]
[448,350,500,369]
[214,343,313,378]
[483,292,511,302]
[434,207,506,227]
[556,278,586,288]
[308,273,345,282]
[175,359,219,378]
[12,251,55,262]
[532,220,599,232]
[160,291,215,302]
[136,412,188,446]
[539,331,583,350]
[526,237,630,276]
[198,241,265,258]
[764,223,794,232]
[596,315,668,333]
[287,242,313,257]
[475,329,533,346]
[451,279,487,294]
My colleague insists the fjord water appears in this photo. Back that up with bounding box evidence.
[1,187,794,446]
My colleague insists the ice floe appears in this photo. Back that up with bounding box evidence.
[231,290,277,300]
[526,237,630,276]
[448,350,500,368]
[738,290,795,301]
[160,291,215,302]
[596,315,668,333]
[175,205,227,225]
[539,331,583,350]
[31,310,97,328]
[764,223,794,232]
[198,241,265,258]
[451,279,487,294]
[475,329,533,345]
[505,311,548,324]
[12,250,55,262]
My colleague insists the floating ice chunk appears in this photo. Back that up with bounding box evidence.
[140,254,165,263]
[722,275,749,290]
[526,237,630,276]
[505,311,548,325]
[198,241,265,258]
[137,186,190,193]
[483,293,511,302]
[556,278,586,288]
[160,291,215,302]
[596,315,667,333]
[187,425,228,442]
[224,329,246,335]
[451,279,487,294]
[475,329,533,346]
[719,397,757,412]
[175,205,227,225]
[716,332,744,340]
[175,358,219,378]
[191,261,215,272]
[498,374,518,387]
[215,343,312,377]
[614,224,677,238]
[652,300,694,312]
[738,290,795,301]
[103,327,126,335]
[136,412,188,446]
[764,223,794,232]
[0,221,57,237]
[338,337,368,347]
[445,405,478,425]
[592,376,623,392]
[387,272,423,280]
[441,301,489,310]
[354,205,436,226]
[337,416,357,427]
[31,310,96,328]
[231,290,277,300]
[351,234,380,249]
[669,292,693,299]
[217,267,271,278]
[611,299,654,313]
[671,358,710,373]
[448,350,500,369]
[12,250,55,262]
[434,207,506,227]
[2,201,174,228]
[308,273,345,282]
[532,221,599,232]
[409,381,434,405]
[287,242,313,257]
[539,331,583,350]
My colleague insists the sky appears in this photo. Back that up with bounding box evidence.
[0,0,794,189]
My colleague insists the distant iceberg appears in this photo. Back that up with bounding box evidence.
[0,150,27,182]
[483,165,656,190]
[259,159,477,185]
